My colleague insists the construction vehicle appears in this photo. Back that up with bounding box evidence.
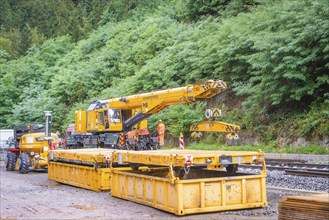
[5,112,59,173]
[4,124,45,167]
[190,107,241,145]
[74,80,228,149]
[6,124,45,149]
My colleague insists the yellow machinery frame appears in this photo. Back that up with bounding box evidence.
[111,150,264,167]
[48,148,267,194]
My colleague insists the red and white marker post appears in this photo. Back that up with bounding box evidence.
[179,132,184,149]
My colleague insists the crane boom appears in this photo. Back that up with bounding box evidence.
[100,80,226,113]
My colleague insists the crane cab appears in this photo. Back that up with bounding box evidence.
[75,101,123,134]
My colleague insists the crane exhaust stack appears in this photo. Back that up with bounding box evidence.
[44,111,52,137]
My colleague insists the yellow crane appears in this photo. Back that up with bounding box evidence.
[74,80,228,149]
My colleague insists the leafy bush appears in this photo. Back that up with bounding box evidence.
[0,0,328,146]
[148,103,205,137]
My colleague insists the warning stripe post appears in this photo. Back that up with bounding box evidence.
[119,133,125,146]
[179,132,184,149]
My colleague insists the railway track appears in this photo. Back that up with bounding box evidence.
[265,158,308,163]
[240,160,329,178]
[284,169,329,178]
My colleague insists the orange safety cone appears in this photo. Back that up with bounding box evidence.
[179,132,184,149]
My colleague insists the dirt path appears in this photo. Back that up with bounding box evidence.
[0,163,278,220]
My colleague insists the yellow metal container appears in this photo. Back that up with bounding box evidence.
[48,161,113,191]
[111,169,267,215]
[48,149,139,191]
[48,149,127,191]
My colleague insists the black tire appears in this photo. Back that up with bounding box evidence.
[226,164,238,174]
[6,152,17,171]
[19,152,30,174]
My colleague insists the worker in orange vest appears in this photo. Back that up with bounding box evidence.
[157,120,165,146]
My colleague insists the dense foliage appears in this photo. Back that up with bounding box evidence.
[1,0,328,146]
[0,0,112,58]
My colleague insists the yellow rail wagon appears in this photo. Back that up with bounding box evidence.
[111,149,265,178]
[110,149,267,215]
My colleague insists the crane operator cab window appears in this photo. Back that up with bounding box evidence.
[109,109,121,123]
[87,101,107,110]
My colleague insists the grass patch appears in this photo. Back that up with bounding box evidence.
[162,143,329,155]
[283,145,329,155]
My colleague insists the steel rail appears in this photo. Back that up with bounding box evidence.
[284,169,329,178]
[240,163,329,178]
[240,162,329,169]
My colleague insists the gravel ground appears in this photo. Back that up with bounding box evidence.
[239,168,329,192]
[265,153,329,161]
[267,170,329,191]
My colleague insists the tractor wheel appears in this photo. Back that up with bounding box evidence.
[5,152,17,171]
[18,152,30,174]
[226,164,238,174]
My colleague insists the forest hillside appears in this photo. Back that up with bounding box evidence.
[1,0,328,149]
